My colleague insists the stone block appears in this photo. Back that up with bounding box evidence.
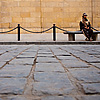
[77,96,100,100]
[35,7,41,12]
[0,96,27,100]
[30,22,41,27]
[42,96,75,100]
[31,12,40,17]
[0,65,32,78]
[0,78,26,95]
[35,63,65,72]
[69,68,100,83]
[90,63,100,69]
[30,1,40,7]
[19,1,31,7]
[82,83,100,94]
[9,58,34,65]
[62,60,89,68]
[20,12,31,18]
[36,57,59,63]
[12,17,22,23]
[1,23,9,28]
[33,72,75,95]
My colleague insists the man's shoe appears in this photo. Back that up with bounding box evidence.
[90,37,93,41]
[85,38,89,41]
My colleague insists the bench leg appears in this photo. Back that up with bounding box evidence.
[93,34,98,41]
[68,34,75,41]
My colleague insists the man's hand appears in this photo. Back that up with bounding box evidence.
[85,27,89,29]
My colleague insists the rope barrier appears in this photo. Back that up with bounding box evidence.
[40,27,53,33]
[56,26,67,32]
[0,23,99,42]
[0,27,18,33]
[20,26,53,33]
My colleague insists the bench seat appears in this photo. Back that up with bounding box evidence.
[64,31,100,41]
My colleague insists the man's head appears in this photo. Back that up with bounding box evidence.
[83,13,87,18]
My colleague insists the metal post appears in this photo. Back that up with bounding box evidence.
[18,24,20,41]
[53,24,56,41]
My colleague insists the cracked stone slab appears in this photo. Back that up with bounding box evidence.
[82,83,100,94]
[9,58,34,65]
[78,55,100,63]
[90,63,100,69]
[77,95,100,100]
[69,68,100,83]
[0,95,42,100]
[38,52,52,54]
[0,96,27,100]
[36,57,59,63]
[0,78,26,95]
[52,51,70,56]
[95,55,100,58]
[57,56,77,60]
[0,54,14,62]
[33,72,75,96]
[0,65,32,78]
[35,63,65,72]
[61,60,89,68]
[0,62,6,68]
[33,82,75,96]
[42,96,75,100]
[37,53,54,57]
[17,54,35,58]
[17,52,36,58]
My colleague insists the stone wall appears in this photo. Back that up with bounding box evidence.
[0,0,100,33]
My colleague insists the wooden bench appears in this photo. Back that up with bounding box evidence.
[64,31,100,41]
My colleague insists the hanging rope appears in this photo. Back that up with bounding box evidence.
[0,27,18,33]
[56,26,67,32]
[20,26,53,33]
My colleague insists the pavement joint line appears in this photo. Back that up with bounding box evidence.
[71,46,100,60]
[0,45,100,98]
[0,48,18,56]
[0,47,32,70]
[49,47,85,95]
[23,47,40,95]
[60,47,100,70]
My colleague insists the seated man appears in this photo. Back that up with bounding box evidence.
[80,13,93,41]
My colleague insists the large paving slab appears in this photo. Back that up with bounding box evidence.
[0,45,100,100]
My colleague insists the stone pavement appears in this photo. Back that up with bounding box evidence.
[0,45,100,100]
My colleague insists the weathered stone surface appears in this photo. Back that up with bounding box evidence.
[0,45,100,99]
[57,56,77,60]
[18,52,36,58]
[0,62,6,68]
[36,57,59,63]
[33,82,74,96]
[52,51,70,56]
[0,65,32,78]
[0,96,27,100]
[33,72,75,95]
[0,78,26,94]
[62,60,89,68]
[82,83,100,94]
[77,95,100,100]
[0,54,14,62]
[90,63,100,69]
[35,63,65,72]
[37,53,54,57]
[9,58,34,65]
[69,68,100,83]
[42,96,75,100]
